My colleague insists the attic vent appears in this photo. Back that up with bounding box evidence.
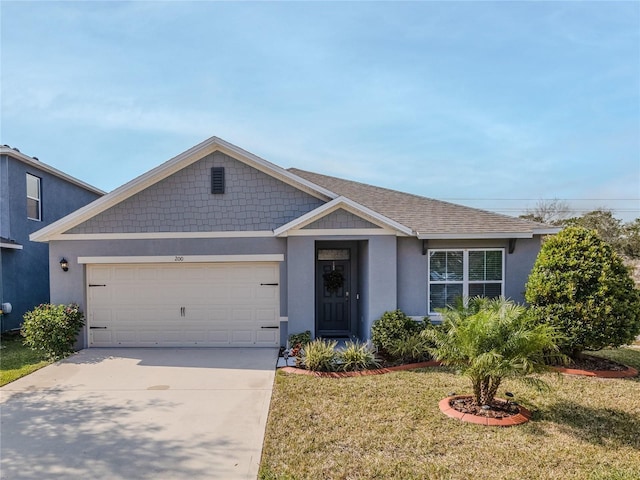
[211,167,225,194]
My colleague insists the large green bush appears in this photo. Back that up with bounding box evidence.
[21,303,85,360]
[371,310,423,353]
[525,226,640,357]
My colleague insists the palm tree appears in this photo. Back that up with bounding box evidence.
[424,297,565,406]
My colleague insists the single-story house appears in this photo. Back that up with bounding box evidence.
[31,136,557,348]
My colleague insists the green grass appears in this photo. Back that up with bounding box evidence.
[260,348,640,480]
[0,334,51,386]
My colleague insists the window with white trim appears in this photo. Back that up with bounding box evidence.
[26,173,41,221]
[428,249,504,313]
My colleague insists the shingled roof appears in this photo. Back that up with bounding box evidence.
[288,168,556,239]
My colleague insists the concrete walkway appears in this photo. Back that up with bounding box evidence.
[0,348,278,480]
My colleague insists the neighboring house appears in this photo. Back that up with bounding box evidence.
[31,136,558,348]
[0,146,105,332]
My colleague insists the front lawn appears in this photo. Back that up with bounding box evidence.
[260,348,640,480]
[0,334,51,386]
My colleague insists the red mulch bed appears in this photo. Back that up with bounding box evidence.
[439,395,532,426]
[280,360,441,377]
[449,396,520,419]
[566,355,628,371]
[551,354,638,378]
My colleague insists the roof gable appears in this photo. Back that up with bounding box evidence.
[68,151,325,234]
[274,197,413,237]
[31,137,335,242]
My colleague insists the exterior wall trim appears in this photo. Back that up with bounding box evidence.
[417,228,560,240]
[418,232,534,240]
[77,254,285,264]
[46,231,275,241]
[287,228,400,237]
[0,242,23,250]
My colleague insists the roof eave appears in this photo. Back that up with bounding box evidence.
[417,232,534,240]
[1,147,105,196]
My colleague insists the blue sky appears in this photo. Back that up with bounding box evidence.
[2,1,639,221]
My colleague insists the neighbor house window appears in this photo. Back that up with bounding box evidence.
[26,173,41,221]
[428,249,504,313]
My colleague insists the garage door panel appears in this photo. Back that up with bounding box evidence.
[256,329,278,345]
[207,330,230,343]
[90,329,113,345]
[88,262,279,347]
[231,330,253,344]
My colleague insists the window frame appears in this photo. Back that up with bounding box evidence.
[427,248,505,315]
[26,173,42,221]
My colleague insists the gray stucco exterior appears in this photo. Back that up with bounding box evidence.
[0,151,102,331]
[34,138,549,348]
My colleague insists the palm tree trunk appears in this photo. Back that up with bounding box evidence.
[473,379,482,405]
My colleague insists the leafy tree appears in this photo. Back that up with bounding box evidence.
[621,218,640,259]
[423,297,562,406]
[564,209,623,252]
[525,226,640,357]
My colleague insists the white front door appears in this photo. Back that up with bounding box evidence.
[87,262,280,347]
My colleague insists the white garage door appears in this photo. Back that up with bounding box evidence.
[87,262,280,347]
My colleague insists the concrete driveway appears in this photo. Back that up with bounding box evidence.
[0,348,278,480]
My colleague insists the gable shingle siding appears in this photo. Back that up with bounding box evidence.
[69,153,324,234]
[302,208,382,230]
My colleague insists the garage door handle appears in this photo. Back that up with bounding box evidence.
[261,326,279,329]
[260,283,279,286]
[90,326,108,329]
[89,284,107,287]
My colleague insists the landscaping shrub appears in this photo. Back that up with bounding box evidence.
[339,341,380,371]
[371,310,423,354]
[525,226,640,358]
[288,330,312,357]
[21,303,84,360]
[298,338,339,372]
[387,333,433,363]
[288,330,311,347]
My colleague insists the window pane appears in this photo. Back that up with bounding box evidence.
[429,251,446,281]
[317,249,350,260]
[26,174,40,199]
[485,251,502,280]
[430,283,463,311]
[447,252,463,281]
[430,251,464,281]
[469,283,502,299]
[27,198,40,220]
[469,250,503,281]
[469,251,485,281]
